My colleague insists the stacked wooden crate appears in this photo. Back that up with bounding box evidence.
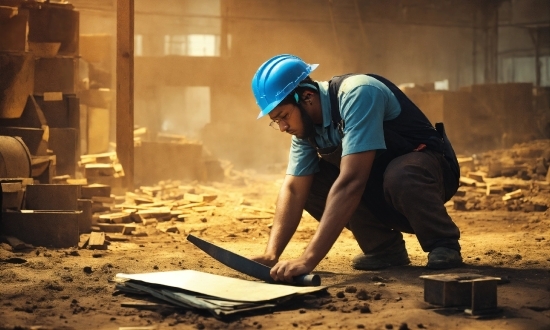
[0,0,81,181]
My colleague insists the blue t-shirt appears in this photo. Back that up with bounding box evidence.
[286,75,402,176]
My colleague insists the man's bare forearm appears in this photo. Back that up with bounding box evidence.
[263,175,313,259]
[301,151,376,267]
[301,175,366,266]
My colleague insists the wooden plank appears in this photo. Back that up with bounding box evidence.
[116,0,134,190]
[235,215,272,220]
[183,193,203,203]
[3,235,33,250]
[239,205,276,214]
[88,231,105,246]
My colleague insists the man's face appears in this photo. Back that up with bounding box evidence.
[269,103,300,136]
[269,103,315,139]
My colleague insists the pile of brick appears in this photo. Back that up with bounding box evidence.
[450,139,550,213]
[79,152,125,193]
[80,180,222,248]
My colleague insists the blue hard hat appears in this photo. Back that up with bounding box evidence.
[252,54,319,119]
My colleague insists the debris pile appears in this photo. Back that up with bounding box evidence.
[82,172,277,249]
[79,151,125,193]
[451,139,550,213]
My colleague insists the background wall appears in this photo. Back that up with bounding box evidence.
[71,0,550,170]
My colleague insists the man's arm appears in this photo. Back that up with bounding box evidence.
[270,150,376,282]
[250,173,314,266]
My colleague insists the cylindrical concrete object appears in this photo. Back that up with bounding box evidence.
[0,136,32,178]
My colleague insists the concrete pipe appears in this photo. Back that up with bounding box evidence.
[0,135,32,178]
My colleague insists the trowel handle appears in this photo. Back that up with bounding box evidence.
[294,274,321,286]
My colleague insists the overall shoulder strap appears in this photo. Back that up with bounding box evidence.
[327,74,359,132]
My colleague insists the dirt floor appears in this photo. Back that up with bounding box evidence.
[1,146,550,329]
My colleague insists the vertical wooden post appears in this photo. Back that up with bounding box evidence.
[116,0,134,190]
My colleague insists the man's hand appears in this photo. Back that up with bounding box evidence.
[250,255,279,267]
[270,258,314,283]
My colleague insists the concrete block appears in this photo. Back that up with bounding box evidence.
[1,182,24,210]
[0,210,81,247]
[0,9,28,52]
[25,184,80,210]
[0,95,48,129]
[77,199,92,233]
[81,184,111,199]
[27,4,79,56]
[420,273,500,311]
[34,57,76,95]
[34,94,80,129]
[0,52,34,119]
[49,128,78,177]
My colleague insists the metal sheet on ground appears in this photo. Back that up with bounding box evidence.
[116,269,326,302]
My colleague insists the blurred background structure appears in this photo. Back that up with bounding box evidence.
[1,0,549,186]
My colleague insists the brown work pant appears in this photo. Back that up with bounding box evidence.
[304,150,461,254]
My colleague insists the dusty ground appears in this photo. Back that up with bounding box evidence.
[1,160,550,329]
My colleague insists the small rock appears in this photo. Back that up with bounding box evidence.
[399,323,409,330]
[299,308,306,314]
[374,293,382,300]
[153,265,159,270]
[336,291,345,298]
[345,285,357,293]
[83,266,93,274]
[359,304,371,314]
[385,324,393,330]
[417,324,425,329]
[355,289,369,300]
[371,275,386,282]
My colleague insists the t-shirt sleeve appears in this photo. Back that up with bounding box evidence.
[286,136,320,176]
[339,83,387,157]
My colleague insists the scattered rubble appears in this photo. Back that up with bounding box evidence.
[450,139,550,213]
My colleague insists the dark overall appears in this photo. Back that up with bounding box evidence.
[304,74,461,254]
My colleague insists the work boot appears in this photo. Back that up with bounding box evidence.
[352,243,410,270]
[426,247,463,269]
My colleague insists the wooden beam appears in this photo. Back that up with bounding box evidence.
[116,0,134,190]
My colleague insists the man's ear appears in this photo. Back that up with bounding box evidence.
[300,91,314,102]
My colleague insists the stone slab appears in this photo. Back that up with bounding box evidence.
[0,210,81,247]
[25,184,80,210]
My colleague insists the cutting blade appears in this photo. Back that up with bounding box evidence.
[187,234,320,286]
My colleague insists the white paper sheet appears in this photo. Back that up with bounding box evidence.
[116,270,325,302]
